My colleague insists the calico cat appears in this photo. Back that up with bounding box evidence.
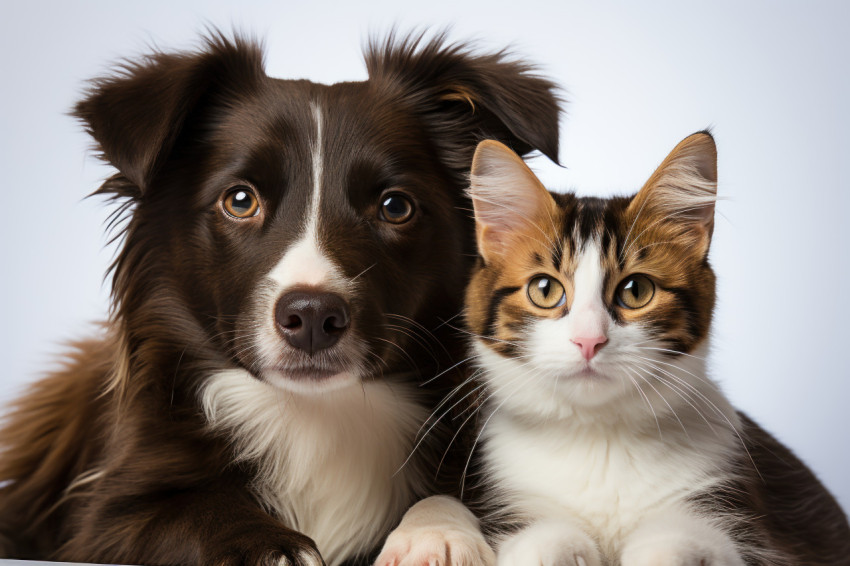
[378,133,850,566]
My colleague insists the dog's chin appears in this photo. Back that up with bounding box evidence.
[260,367,360,395]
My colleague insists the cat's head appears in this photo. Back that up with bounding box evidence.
[465,132,718,420]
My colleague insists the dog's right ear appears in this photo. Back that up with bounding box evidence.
[366,31,562,177]
[74,33,265,193]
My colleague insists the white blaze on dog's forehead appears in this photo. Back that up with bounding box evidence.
[307,102,324,241]
[267,103,341,290]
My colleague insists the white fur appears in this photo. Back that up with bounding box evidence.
[376,496,495,566]
[201,369,428,566]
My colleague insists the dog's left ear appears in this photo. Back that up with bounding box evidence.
[366,32,562,175]
[74,33,265,193]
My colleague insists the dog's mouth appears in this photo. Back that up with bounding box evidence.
[258,364,361,394]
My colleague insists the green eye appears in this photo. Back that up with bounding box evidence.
[528,275,566,309]
[616,274,655,309]
[379,193,415,224]
[223,186,259,218]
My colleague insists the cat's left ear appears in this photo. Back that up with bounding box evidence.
[628,131,718,255]
[469,140,557,263]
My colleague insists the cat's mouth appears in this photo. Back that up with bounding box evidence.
[564,365,609,381]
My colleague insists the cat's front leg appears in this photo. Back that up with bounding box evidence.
[620,510,745,566]
[375,495,494,566]
[497,520,603,566]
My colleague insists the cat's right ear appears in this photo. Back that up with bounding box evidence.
[469,140,557,263]
[627,131,718,256]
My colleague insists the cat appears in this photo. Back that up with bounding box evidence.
[377,133,850,566]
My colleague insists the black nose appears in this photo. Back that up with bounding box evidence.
[275,291,351,354]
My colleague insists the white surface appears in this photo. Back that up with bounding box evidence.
[0,0,847,517]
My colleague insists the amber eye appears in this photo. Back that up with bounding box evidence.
[379,193,415,224]
[527,275,566,309]
[222,187,260,218]
[616,274,655,309]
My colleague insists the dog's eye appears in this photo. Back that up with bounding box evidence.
[222,187,260,219]
[379,193,415,224]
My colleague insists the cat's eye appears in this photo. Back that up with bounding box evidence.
[379,193,415,224]
[527,275,566,309]
[222,186,260,219]
[616,274,655,310]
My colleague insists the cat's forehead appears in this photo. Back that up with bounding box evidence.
[551,192,632,263]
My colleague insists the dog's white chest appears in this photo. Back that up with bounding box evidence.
[201,370,428,566]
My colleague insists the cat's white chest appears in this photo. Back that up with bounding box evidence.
[482,412,730,551]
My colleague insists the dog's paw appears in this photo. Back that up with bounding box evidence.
[216,533,325,566]
[376,495,494,566]
[271,544,325,566]
[497,522,602,566]
[375,521,494,566]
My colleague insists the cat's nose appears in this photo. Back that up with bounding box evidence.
[275,291,351,354]
[571,336,608,361]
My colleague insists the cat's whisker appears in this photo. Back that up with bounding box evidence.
[633,362,717,435]
[394,373,485,478]
[631,354,715,389]
[459,366,550,498]
[418,355,478,387]
[630,366,691,440]
[632,357,729,423]
[632,359,762,480]
[373,337,418,371]
[622,365,663,439]
[385,313,452,359]
[636,346,708,362]
[382,324,439,364]
[620,196,651,262]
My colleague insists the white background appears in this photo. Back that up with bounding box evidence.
[1,0,848,514]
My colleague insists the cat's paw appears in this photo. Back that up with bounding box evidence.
[375,524,494,566]
[620,514,745,566]
[620,533,744,566]
[497,521,602,566]
[620,544,743,566]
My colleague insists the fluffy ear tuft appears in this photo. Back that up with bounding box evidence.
[74,32,265,193]
[469,140,556,262]
[365,31,562,178]
[629,131,718,250]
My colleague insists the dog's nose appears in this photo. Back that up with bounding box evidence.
[275,291,351,354]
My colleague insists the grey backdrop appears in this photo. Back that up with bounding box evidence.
[1,0,848,513]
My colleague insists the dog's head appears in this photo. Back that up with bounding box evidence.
[76,32,560,394]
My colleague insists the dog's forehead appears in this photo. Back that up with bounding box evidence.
[204,79,430,199]
[215,79,421,153]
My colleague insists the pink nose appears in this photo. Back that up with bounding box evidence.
[571,336,608,361]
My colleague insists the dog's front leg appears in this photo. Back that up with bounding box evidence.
[59,479,324,566]
[376,495,494,566]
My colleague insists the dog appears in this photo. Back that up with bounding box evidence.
[0,31,560,565]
